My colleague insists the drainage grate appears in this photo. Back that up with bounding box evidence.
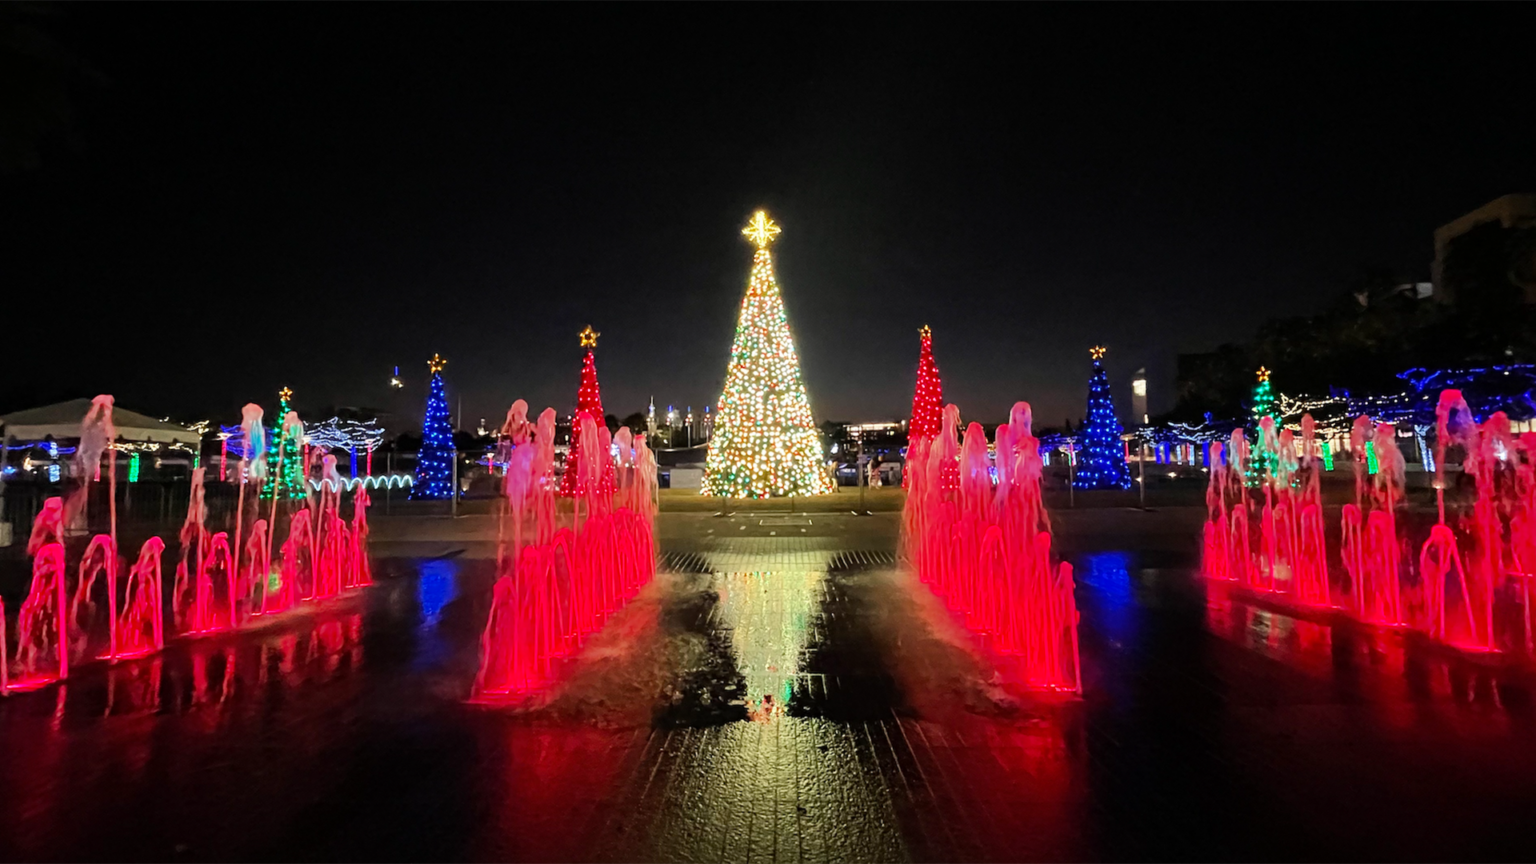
[828,550,898,572]
[758,517,813,526]
[659,552,714,574]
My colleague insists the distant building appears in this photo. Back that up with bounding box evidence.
[827,421,905,457]
[653,440,707,489]
[1432,193,1536,307]
[817,421,905,485]
[836,421,904,441]
[1131,368,1148,426]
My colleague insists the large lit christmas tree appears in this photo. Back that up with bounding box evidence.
[702,211,835,498]
[411,354,454,500]
[1073,346,1131,490]
[558,326,606,496]
[908,325,943,439]
[260,386,305,500]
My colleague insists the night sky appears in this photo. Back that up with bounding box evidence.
[4,5,1534,434]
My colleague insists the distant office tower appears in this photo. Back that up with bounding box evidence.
[1132,367,1148,426]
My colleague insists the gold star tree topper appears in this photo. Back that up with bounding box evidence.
[742,210,782,248]
[579,325,600,348]
[1256,366,1270,383]
[1090,346,1107,360]
[919,325,932,340]
[278,386,293,402]
[428,354,447,373]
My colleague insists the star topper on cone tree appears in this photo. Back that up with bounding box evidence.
[702,211,834,498]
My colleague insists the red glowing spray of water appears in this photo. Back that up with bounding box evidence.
[10,500,69,691]
[283,508,316,603]
[473,408,657,702]
[1201,415,1332,608]
[1419,392,1510,651]
[173,468,209,633]
[70,534,118,659]
[902,401,1081,693]
[1290,416,1332,606]
[3,400,375,694]
[233,404,266,616]
[247,519,280,613]
[1195,388,1536,655]
[348,484,372,589]
[115,537,166,659]
[1337,417,1406,625]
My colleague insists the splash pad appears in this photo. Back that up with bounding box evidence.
[472,406,658,703]
[3,397,374,697]
[902,401,1082,693]
[1200,387,1536,656]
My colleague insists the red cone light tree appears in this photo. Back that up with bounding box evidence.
[559,325,606,496]
[908,325,943,439]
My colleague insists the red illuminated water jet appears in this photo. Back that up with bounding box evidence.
[11,505,69,692]
[114,537,166,660]
[1199,387,1536,657]
[1204,418,1334,607]
[902,401,1082,693]
[473,408,658,702]
[4,397,375,696]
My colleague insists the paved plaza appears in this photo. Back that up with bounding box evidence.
[4,509,1536,861]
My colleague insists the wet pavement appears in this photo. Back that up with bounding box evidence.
[6,515,1536,861]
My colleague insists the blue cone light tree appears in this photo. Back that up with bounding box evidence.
[1073,346,1132,490]
[412,354,454,500]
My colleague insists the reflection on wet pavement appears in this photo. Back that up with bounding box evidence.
[563,541,1087,863]
[11,537,1536,860]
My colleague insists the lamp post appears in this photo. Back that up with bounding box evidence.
[1066,439,1075,508]
[1138,439,1148,509]
[857,428,867,514]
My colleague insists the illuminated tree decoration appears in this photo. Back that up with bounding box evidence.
[908,325,943,439]
[702,211,835,498]
[558,327,607,496]
[260,387,306,500]
[1073,346,1132,490]
[411,354,454,500]
[1248,366,1280,483]
[306,418,386,478]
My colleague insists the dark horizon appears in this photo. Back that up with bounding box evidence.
[3,5,1534,433]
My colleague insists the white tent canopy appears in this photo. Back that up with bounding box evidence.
[0,398,197,446]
